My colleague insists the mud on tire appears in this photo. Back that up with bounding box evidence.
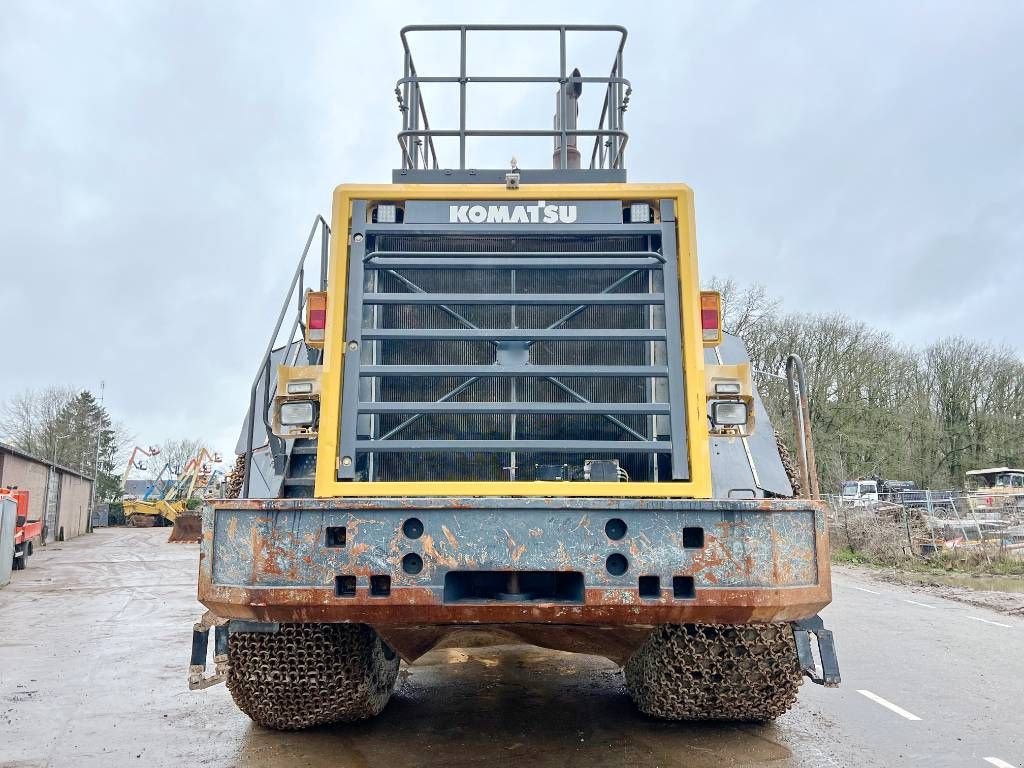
[624,623,803,721]
[227,623,400,730]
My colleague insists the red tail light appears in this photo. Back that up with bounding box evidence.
[305,291,327,347]
[700,291,722,346]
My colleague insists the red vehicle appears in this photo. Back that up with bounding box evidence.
[2,488,42,570]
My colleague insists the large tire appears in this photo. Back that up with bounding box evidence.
[624,623,803,721]
[227,623,400,730]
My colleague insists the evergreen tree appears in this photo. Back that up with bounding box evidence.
[1,388,125,502]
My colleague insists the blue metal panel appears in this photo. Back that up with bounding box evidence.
[210,501,818,590]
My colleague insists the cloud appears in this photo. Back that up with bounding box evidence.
[1,0,1021,454]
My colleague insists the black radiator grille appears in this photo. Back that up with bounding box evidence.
[339,228,689,483]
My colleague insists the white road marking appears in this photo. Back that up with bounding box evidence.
[856,689,922,721]
[984,757,1019,768]
[851,585,882,595]
[968,616,1012,628]
[903,599,936,608]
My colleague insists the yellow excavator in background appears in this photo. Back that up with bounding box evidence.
[123,448,222,542]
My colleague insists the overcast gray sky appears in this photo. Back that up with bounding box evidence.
[2,1,1022,457]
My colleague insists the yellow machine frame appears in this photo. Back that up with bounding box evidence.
[314,182,712,499]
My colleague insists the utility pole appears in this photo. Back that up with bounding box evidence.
[86,381,105,534]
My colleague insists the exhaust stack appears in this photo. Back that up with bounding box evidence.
[553,68,583,169]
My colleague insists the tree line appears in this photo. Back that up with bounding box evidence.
[709,278,1024,492]
[1,387,214,504]
[1,387,122,501]
[3,289,1019,499]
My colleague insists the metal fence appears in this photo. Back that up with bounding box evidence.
[824,490,1024,563]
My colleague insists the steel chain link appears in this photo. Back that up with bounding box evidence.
[775,432,803,497]
[624,623,803,721]
[227,623,400,730]
[225,454,245,500]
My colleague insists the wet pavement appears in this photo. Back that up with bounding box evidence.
[1,528,1021,767]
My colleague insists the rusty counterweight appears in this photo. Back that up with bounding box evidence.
[199,496,831,634]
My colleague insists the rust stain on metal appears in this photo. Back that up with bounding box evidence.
[571,514,592,534]
[202,499,832,628]
[502,528,527,563]
[420,534,459,569]
[250,530,298,582]
[348,542,371,560]
[441,525,459,551]
[200,580,830,627]
[344,516,383,540]
[555,541,572,570]
[769,527,790,583]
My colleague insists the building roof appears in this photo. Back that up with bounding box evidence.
[0,441,95,482]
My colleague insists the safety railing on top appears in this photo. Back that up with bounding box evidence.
[396,25,631,171]
[240,215,330,498]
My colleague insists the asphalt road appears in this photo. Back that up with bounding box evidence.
[0,528,1020,768]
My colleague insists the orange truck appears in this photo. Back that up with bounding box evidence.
[1,488,42,570]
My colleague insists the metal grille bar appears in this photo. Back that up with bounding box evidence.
[355,440,672,453]
[360,365,668,378]
[365,257,664,270]
[364,293,664,306]
[362,329,667,341]
[358,402,671,415]
[335,207,690,483]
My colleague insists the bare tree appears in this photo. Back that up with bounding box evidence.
[2,386,84,463]
[149,438,211,479]
[708,279,1024,491]
[1,387,128,501]
[705,277,781,337]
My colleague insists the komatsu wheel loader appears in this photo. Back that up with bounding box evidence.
[187,24,840,730]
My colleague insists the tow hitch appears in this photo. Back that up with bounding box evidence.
[188,615,282,690]
[188,611,229,690]
[792,615,841,687]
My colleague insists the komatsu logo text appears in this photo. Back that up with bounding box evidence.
[449,201,578,224]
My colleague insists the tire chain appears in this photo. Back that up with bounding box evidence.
[227,623,400,730]
[624,623,803,721]
[225,454,245,500]
[775,431,803,497]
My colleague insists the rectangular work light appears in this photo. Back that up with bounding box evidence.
[629,202,652,223]
[710,400,748,427]
[280,401,318,427]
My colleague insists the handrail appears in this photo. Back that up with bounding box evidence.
[395,25,630,171]
[240,215,330,498]
[786,354,821,499]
